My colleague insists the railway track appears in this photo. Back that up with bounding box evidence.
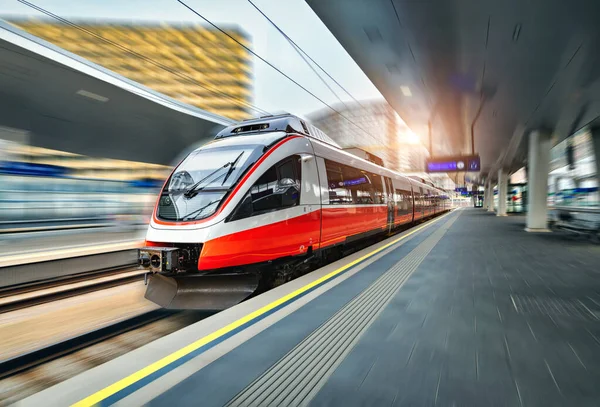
[0,266,145,314]
[0,309,172,380]
[0,309,208,405]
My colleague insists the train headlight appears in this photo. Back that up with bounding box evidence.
[150,255,161,269]
[139,253,151,268]
[138,247,180,273]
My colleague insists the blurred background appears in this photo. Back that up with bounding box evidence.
[1,0,600,404]
[1,0,598,244]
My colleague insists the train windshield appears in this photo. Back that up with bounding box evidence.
[157,144,263,221]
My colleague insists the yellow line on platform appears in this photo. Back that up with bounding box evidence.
[72,211,453,407]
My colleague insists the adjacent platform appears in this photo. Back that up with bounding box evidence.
[0,226,144,265]
[0,226,144,287]
[20,209,600,406]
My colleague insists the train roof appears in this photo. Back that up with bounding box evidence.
[214,114,341,149]
[213,114,444,195]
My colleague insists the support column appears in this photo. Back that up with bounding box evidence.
[484,181,491,210]
[591,127,600,194]
[482,183,487,209]
[497,169,508,216]
[487,181,495,212]
[483,183,488,209]
[526,129,552,231]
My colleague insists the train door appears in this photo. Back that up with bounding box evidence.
[384,176,395,233]
[314,155,329,253]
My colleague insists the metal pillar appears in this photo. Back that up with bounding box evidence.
[497,169,508,216]
[591,127,600,193]
[526,129,552,231]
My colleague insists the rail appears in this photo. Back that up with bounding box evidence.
[0,266,146,314]
[0,309,173,380]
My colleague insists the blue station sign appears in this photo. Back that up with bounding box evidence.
[426,155,480,173]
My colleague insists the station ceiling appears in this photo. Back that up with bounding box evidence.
[307,0,600,179]
[0,20,233,166]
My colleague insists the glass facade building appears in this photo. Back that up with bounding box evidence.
[308,100,429,173]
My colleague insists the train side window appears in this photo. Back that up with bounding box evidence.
[396,188,412,215]
[326,159,378,205]
[325,160,352,204]
[229,156,301,221]
[406,190,414,212]
[394,188,403,215]
[341,165,373,204]
[371,174,384,204]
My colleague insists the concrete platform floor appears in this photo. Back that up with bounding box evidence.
[158,209,600,406]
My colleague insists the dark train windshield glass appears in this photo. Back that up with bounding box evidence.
[157,144,263,221]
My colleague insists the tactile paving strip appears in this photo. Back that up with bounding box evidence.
[225,213,460,407]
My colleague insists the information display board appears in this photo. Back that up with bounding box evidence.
[426,155,480,173]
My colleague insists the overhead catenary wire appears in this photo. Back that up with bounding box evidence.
[175,0,380,145]
[245,0,380,148]
[246,0,365,110]
[247,0,351,115]
[15,0,273,117]
[287,38,349,111]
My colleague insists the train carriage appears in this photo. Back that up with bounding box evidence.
[139,114,450,310]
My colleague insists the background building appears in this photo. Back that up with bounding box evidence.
[308,100,429,172]
[10,19,253,120]
[396,141,429,173]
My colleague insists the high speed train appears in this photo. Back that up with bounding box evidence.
[139,114,450,310]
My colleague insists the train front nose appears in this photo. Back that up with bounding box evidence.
[144,273,260,311]
[138,246,260,310]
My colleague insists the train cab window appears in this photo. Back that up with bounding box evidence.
[229,156,301,221]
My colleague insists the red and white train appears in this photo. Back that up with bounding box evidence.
[139,114,450,310]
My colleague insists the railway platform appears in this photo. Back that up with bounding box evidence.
[19,208,600,406]
[0,225,143,262]
[0,226,144,287]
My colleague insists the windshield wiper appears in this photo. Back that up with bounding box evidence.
[221,152,244,186]
[181,199,221,221]
[183,162,231,199]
